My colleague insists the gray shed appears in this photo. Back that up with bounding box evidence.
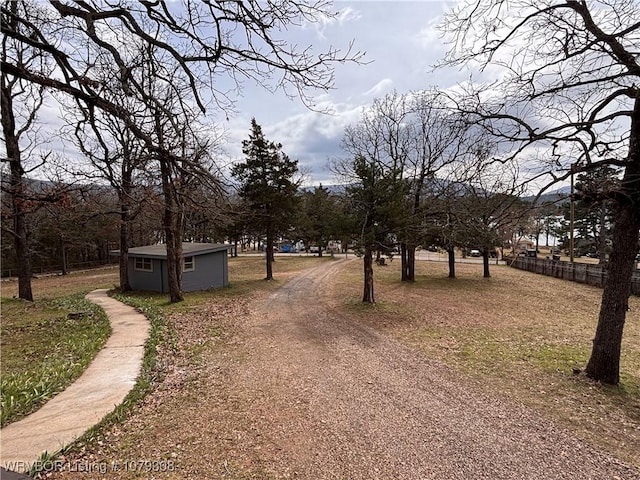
[124,243,230,293]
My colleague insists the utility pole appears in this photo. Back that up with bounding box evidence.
[570,163,576,263]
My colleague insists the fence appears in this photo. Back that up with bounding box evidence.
[508,256,640,296]
[1,258,118,280]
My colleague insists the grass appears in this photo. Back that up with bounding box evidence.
[0,294,111,426]
[2,255,331,477]
[0,267,120,299]
[1,268,118,428]
[223,255,335,295]
[332,258,640,467]
[45,255,331,478]
[58,293,172,454]
[0,256,325,426]
[4,256,639,472]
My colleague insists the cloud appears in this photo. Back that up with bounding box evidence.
[225,92,370,186]
[312,6,362,40]
[362,78,394,97]
[415,16,448,53]
[266,101,365,183]
[24,1,482,188]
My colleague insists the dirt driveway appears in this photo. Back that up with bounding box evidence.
[208,259,636,479]
[51,259,637,479]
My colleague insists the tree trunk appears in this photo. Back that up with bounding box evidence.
[545,227,550,247]
[118,228,130,292]
[265,227,274,280]
[118,192,132,292]
[585,201,639,384]
[164,208,183,302]
[2,74,33,301]
[585,97,640,385]
[482,247,491,278]
[598,205,607,265]
[60,236,68,275]
[406,243,415,282]
[400,242,408,281]
[267,233,275,263]
[161,159,184,303]
[447,246,456,279]
[174,208,184,291]
[12,184,32,299]
[362,245,375,303]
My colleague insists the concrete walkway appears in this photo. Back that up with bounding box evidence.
[0,289,150,473]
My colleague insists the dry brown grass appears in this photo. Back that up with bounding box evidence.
[332,259,640,467]
[13,256,639,476]
[0,256,325,301]
[47,256,331,479]
[1,267,120,299]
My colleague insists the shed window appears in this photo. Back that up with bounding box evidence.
[134,257,153,272]
[183,256,195,272]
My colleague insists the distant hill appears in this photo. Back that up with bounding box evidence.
[300,184,346,195]
[301,181,572,205]
[523,186,571,204]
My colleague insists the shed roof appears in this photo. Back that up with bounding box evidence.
[114,242,230,259]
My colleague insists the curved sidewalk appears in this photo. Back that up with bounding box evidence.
[0,289,150,473]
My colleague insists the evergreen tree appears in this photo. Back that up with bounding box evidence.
[573,167,618,263]
[296,185,340,257]
[345,155,407,303]
[232,119,299,280]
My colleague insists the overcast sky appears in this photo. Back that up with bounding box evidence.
[25,1,492,186]
[219,0,473,186]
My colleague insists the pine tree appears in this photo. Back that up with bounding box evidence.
[232,119,299,280]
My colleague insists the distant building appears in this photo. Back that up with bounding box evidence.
[118,243,230,293]
[514,238,536,252]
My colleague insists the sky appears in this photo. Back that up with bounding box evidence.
[12,1,632,193]
[216,0,471,186]
[18,1,495,186]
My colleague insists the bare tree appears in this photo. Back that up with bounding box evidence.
[341,90,476,283]
[2,1,362,302]
[0,0,53,300]
[454,157,526,277]
[1,1,363,165]
[69,107,149,291]
[441,0,640,384]
[402,90,471,281]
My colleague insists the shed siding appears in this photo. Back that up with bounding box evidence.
[182,252,228,291]
[127,250,228,293]
[129,258,165,292]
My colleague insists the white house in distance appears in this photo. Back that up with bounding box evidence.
[119,242,230,293]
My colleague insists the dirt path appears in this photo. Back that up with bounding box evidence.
[45,259,638,479]
[220,259,636,479]
[1,290,149,470]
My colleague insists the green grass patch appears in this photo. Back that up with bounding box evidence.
[333,258,640,466]
[0,294,111,426]
[408,326,591,375]
[62,292,173,454]
[112,293,174,391]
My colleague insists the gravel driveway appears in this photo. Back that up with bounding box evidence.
[227,258,637,479]
[41,258,638,479]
